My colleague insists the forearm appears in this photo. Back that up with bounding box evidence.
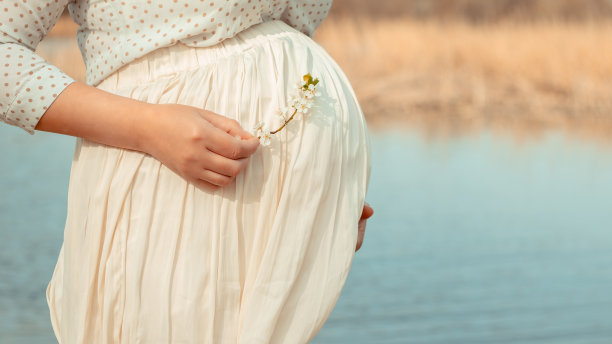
[34,81,155,153]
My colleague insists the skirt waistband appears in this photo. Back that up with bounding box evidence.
[98,19,307,90]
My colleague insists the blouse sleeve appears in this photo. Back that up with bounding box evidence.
[1,0,76,135]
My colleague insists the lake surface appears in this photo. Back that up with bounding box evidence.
[1,125,611,343]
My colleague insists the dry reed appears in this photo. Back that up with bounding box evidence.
[314,17,612,141]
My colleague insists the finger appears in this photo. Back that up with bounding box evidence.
[203,150,249,177]
[225,120,257,140]
[205,126,259,160]
[191,178,221,192]
[356,220,365,251]
[203,112,257,140]
[361,202,374,219]
[198,169,233,187]
[238,136,260,155]
[228,126,259,142]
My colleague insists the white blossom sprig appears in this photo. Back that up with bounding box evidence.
[253,73,321,146]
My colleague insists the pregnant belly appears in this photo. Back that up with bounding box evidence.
[50,19,372,344]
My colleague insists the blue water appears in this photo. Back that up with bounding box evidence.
[1,125,612,343]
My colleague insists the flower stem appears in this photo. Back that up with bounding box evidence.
[257,107,299,139]
[271,108,298,135]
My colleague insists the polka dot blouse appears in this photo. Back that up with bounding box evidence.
[0,0,333,135]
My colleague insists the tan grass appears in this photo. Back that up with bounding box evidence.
[313,17,612,141]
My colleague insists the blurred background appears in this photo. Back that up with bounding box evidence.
[2,0,612,343]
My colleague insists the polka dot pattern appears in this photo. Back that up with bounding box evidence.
[1,0,76,135]
[1,0,332,135]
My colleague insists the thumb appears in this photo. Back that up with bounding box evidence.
[201,110,256,140]
[361,202,374,220]
[239,135,260,155]
[228,124,258,141]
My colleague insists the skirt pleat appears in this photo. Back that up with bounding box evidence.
[46,19,371,344]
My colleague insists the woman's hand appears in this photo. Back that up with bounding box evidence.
[36,82,259,192]
[140,103,260,191]
[356,202,374,252]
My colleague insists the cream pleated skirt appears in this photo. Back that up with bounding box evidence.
[46,19,371,344]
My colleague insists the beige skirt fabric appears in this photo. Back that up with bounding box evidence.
[46,19,371,344]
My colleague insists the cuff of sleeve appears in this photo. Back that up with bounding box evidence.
[4,64,75,135]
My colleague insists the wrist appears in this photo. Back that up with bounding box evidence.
[133,102,159,155]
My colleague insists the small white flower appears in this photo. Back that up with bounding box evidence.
[290,91,302,103]
[278,106,294,122]
[301,84,321,100]
[296,98,313,114]
[303,89,315,99]
[253,121,265,133]
[259,127,272,146]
